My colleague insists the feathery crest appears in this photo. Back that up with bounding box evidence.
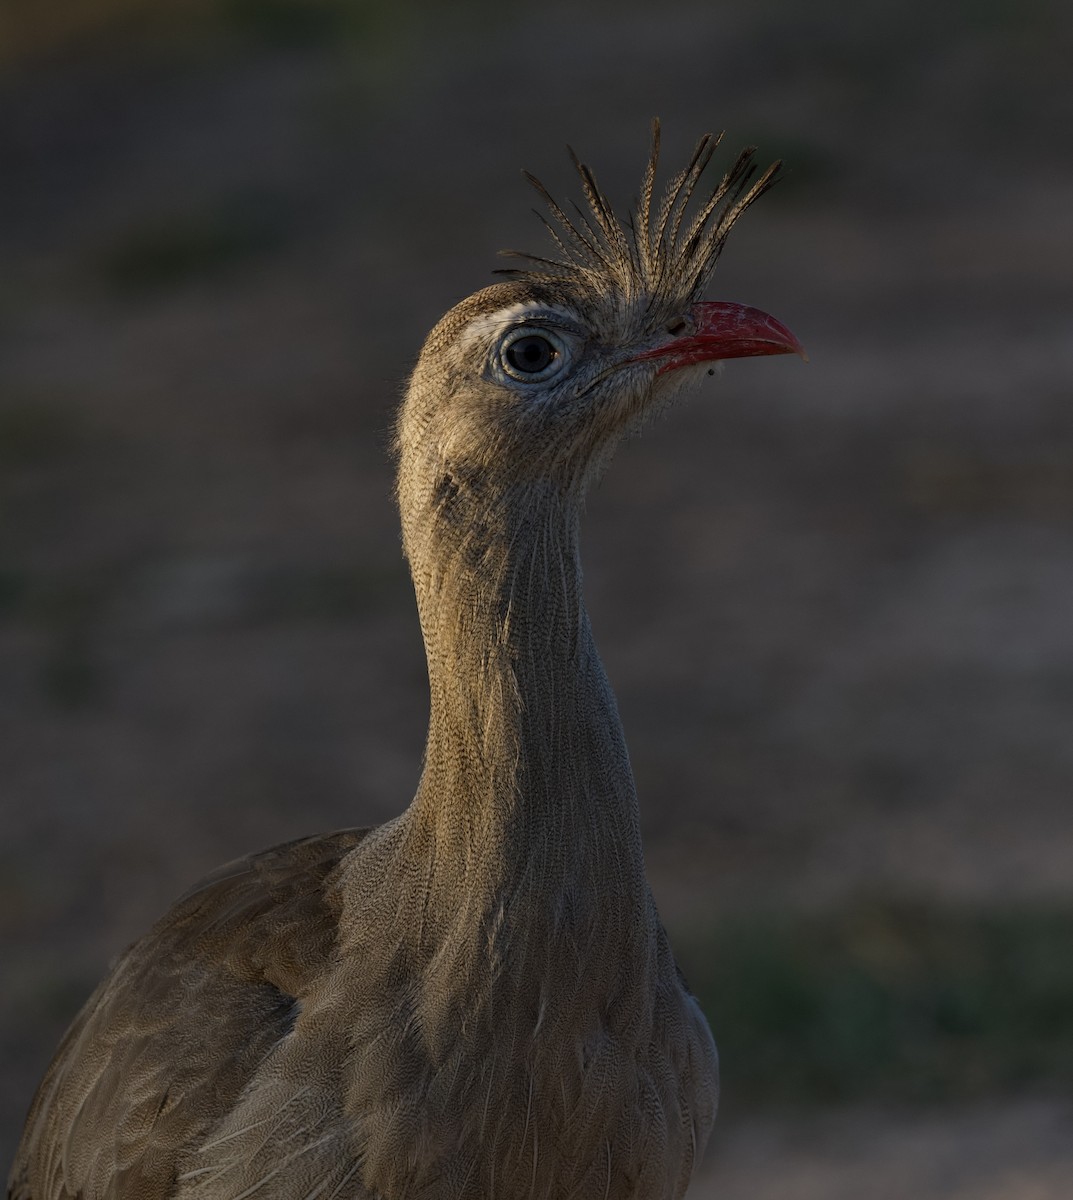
[497,119,781,324]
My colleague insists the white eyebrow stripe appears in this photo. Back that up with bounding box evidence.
[459,302,582,349]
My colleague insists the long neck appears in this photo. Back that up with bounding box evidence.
[404,481,648,924]
[337,478,706,1200]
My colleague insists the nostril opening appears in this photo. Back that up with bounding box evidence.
[666,318,688,336]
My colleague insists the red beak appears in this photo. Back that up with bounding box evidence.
[630,301,806,375]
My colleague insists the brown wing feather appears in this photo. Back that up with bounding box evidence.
[7,829,369,1200]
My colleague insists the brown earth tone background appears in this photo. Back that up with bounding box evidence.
[2,1,1072,1194]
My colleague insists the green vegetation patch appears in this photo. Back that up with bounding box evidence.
[219,0,356,46]
[99,193,293,293]
[677,900,1073,1105]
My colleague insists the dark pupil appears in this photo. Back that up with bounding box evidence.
[506,335,555,374]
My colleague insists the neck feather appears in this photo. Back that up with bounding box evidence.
[402,479,647,915]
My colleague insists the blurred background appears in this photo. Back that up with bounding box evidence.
[2,1,1072,1195]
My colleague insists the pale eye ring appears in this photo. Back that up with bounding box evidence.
[498,326,570,383]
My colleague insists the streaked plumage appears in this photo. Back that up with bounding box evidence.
[9,122,802,1200]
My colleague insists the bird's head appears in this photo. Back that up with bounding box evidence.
[397,123,803,571]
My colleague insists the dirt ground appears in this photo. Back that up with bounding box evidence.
[696,1097,1073,1199]
[2,1,1072,1192]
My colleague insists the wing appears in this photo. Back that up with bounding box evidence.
[7,828,369,1200]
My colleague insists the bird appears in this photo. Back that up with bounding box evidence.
[8,122,803,1200]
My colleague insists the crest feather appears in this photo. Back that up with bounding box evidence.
[497,119,781,323]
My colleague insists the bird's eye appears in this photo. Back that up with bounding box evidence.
[507,336,555,374]
[498,326,570,384]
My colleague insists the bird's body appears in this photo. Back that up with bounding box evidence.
[9,126,802,1200]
